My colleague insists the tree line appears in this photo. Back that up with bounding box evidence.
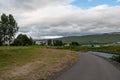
[0,13,79,46]
[0,13,34,46]
[47,40,63,46]
[46,39,80,46]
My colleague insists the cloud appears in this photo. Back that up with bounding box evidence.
[0,0,73,10]
[117,0,120,2]
[0,0,120,39]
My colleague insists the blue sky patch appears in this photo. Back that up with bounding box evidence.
[71,0,120,8]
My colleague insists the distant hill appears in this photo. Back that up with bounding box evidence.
[57,33,120,44]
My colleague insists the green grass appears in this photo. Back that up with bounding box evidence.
[0,46,39,71]
[89,46,120,54]
[55,46,120,55]
[54,46,91,52]
[0,46,77,80]
[55,46,120,63]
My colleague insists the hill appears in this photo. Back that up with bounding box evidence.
[57,33,120,44]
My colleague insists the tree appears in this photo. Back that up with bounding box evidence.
[47,39,52,46]
[53,40,63,46]
[8,14,18,44]
[29,37,34,45]
[47,40,63,46]
[70,42,79,46]
[0,21,2,46]
[14,34,34,46]
[0,14,8,45]
[112,55,120,63]
[0,13,18,45]
[0,36,2,46]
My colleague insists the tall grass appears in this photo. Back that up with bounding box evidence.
[0,46,77,80]
[54,46,120,54]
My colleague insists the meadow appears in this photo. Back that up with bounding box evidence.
[55,46,120,54]
[0,46,77,80]
[55,46,120,62]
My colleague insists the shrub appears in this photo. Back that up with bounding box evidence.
[112,55,120,63]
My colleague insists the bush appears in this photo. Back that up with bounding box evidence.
[112,55,120,63]
[70,42,79,46]
[14,34,34,46]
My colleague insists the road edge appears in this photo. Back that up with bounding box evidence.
[47,52,79,80]
[91,53,120,70]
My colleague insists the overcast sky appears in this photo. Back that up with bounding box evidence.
[0,0,120,39]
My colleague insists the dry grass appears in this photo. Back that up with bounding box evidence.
[0,46,77,80]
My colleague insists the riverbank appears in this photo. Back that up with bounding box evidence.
[89,52,120,70]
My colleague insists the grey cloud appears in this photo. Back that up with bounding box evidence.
[0,0,120,39]
[0,0,73,11]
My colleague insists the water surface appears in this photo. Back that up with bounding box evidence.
[89,52,116,58]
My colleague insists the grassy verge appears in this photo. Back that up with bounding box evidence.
[54,46,120,62]
[54,46,120,54]
[0,46,77,80]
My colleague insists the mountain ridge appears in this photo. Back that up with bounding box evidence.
[56,32,120,44]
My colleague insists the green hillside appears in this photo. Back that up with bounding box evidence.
[57,33,120,44]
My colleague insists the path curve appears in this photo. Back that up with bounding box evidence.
[55,52,120,80]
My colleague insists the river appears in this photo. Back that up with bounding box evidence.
[88,51,117,58]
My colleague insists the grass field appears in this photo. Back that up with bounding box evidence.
[75,46,120,54]
[55,46,120,54]
[0,46,77,80]
[89,46,120,55]
[55,46,120,62]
